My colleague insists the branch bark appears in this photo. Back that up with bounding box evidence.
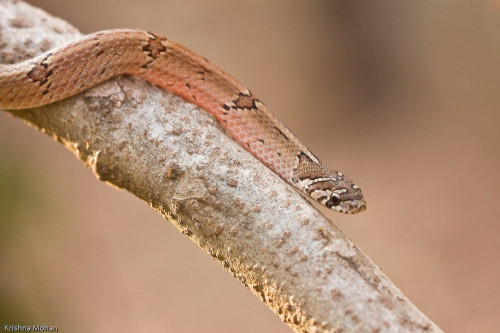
[0,1,442,332]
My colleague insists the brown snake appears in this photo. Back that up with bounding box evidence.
[0,29,366,214]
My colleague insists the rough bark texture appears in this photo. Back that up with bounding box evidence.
[0,1,442,332]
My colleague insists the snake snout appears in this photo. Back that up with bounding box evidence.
[337,187,367,213]
[354,199,367,213]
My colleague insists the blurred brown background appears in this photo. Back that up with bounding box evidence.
[1,0,499,332]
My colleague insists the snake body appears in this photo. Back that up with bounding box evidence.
[0,30,366,214]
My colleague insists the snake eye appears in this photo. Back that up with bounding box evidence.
[330,193,341,206]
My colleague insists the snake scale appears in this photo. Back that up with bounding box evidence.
[0,30,366,214]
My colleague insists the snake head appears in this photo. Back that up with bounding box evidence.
[299,175,366,214]
[294,153,366,214]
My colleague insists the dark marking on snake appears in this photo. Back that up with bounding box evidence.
[27,53,54,85]
[234,93,258,110]
[142,33,168,68]
[223,91,260,111]
[305,175,334,182]
[274,126,289,141]
[298,152,314,162]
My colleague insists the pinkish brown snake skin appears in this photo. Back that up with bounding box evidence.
[0,29,366,214]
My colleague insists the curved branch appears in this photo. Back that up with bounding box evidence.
[0,1,442,332]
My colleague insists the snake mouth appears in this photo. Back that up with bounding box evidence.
[337,199,367,214]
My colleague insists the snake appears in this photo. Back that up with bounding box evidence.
[0,29,366,214]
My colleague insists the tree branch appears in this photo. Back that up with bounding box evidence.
[0,1,442,332]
